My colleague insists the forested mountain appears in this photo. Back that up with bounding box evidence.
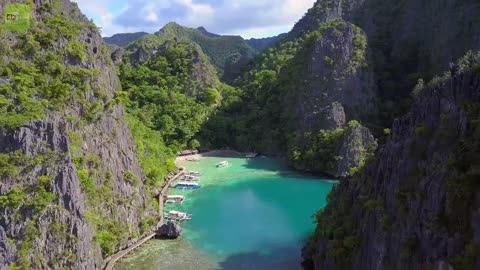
[1,0,479,269]
[117,38,239,186]
[246,33,287,53]
[103,31,148,47]
[127,23,285,81]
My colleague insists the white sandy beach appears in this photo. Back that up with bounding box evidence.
[175,150,246,163]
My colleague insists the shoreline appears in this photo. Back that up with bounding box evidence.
[175,150,339,180]
[175,149,247,163]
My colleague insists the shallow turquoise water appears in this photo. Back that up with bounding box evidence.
[116,156,336,270]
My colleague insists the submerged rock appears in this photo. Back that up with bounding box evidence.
[159,221,182,239]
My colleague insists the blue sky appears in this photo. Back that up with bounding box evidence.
[74,0,316,38]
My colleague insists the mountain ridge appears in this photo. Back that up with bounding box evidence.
[105,23,286,81]
[103,31,148,47]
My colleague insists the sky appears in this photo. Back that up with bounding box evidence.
[73,0,316,38]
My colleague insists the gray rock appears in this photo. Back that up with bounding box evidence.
[159,221,182,239]
[320,102,347,130]
[111,47,125,64]
[336,124,377,177]
[285,20,377,174]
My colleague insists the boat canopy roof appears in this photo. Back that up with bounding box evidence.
[166,195,185,199]
[178,181,199,186]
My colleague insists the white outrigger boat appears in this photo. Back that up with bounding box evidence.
[164,195,185,204]
[216,161,231,168]
[165,210,191,221]
[174,181,201,189]
[245,152,258,158]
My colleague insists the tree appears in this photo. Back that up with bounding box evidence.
[188,139,201,150]
[204,88,221,106]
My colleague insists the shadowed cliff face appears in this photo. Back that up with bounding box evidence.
[305,56,480,270]
[0,0,156,269]
[283,20,377,176]
[290,0,480,268]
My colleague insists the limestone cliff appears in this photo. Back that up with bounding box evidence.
[304,53,480,270]
[256,0,480,175]
[283,19,377,176]
[0,1,156,269]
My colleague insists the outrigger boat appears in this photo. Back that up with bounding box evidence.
[164,195,185,204]
[216,161,231,168]
[165,210,191,221]
[186,157,200,162]
[186,171,201,176]
[174,181,201,189]
[181,175,200,181]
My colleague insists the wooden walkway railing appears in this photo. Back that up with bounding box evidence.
[104,167,185,270]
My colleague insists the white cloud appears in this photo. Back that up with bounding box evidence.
[74,0,316,38]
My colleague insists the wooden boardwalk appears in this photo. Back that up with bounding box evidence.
[104,167,185,270]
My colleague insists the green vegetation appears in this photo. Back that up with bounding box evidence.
[414,124,432,138]
[0,187,27,209]
[66,41,86,61]
[86,211,129,256]
[198,19,372,173]
[305,188,361,269]
[291,128,346,172]
[132,22,257,80]
[126,115,175,188]
[120,40,236,189]
[3,3,32,33]
[0,0,105,130]
[347,27,368,73]
[362,199,384,211]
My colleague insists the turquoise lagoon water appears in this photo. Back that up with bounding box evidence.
[115,156,336,270]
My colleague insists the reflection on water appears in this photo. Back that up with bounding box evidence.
[115,157,335,270]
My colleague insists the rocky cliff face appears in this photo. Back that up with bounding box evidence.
[282,19,377,176]
[305,54,480,270]
[283,0,480,175]
[285,0,480,268]
[0,1,156,269]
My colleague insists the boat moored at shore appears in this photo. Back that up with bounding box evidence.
[174,181,201,189]
[165,210,191,221]
[181,175,200,181]
[216,161,231,168]
[164,195,186,204]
